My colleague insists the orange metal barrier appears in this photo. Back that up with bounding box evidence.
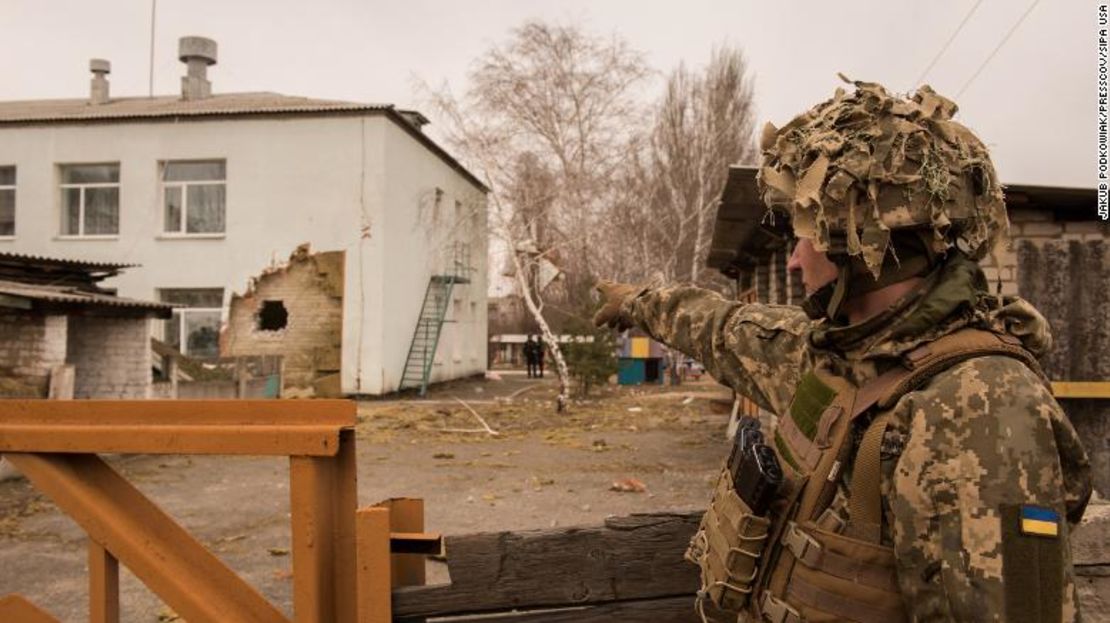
[0,400,426,623]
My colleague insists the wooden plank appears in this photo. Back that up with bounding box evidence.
[391,512,702,618]
[0,399,355,426]
[5,452,287,623]
[1052,381,1110,399]
[0,424,342,456]
[89,539,120,623]
[0,594,61,623]
[290,430,358,623]
[356,508,392,623]
[397,595,700,622]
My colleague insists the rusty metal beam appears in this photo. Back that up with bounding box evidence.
[0,594,61,623]
[89,539,120,623]
[0,399,355,426]
[290,429,357,623]
[0,424,342,456]
[376,498,427,587]
[390,531,444,556]
[356,507,392,623]
[4,452,288,623]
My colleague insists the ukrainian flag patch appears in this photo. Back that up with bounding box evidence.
[1019,505,1060,538]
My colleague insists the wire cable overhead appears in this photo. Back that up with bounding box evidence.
[914,0,984,86]
[956,0,1041,98]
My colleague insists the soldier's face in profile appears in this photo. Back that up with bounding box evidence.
[787,238,839,295]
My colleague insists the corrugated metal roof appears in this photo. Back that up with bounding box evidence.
[0,251,135,271]
[0,91,489,193]
[0,92,391,123]
[0,279,173,316]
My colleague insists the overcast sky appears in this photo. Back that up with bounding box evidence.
[0,0,1091,188]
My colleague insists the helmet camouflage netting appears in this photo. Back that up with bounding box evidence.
[757,75,1008,278]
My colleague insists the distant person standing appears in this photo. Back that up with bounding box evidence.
[535,337,545,378]
[523,335,538,378]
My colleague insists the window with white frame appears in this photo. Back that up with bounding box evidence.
[60,163,120,236]
[161,160,226,234]
[159,288,224,358]
[0,166,14,236]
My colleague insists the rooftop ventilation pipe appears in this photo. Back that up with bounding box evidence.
[179,36,217,100]
[89,59,110,105]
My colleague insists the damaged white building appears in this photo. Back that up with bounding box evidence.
[0,36,488,395]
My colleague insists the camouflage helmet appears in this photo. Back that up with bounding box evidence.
[757,76,1007,279]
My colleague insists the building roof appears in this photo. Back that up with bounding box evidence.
[0,251,134,273]
[0,92,488,193]
[707,165,1100,279]
[0,251,133,290]
[0,279,173,318]
[0,92,389,124]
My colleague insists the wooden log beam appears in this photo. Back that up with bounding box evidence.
[396,595,699,623]
[391,512,702,618]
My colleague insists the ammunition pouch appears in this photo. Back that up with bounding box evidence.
[688,468,772,616]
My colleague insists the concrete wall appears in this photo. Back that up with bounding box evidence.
[66,316,152,399]
[376,120,488,394]
[0,311,66,397]
[224,248,344,397]
[0,112,487,395]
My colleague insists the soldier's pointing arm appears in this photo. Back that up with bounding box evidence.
[624,285,813,415]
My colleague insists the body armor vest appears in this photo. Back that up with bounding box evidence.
[687,329,1044,623]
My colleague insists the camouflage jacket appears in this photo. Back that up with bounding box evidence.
[624,257,1092,622]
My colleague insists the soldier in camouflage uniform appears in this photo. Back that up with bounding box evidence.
[596,78,1091,622]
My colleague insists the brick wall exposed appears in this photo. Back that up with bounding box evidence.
[224,248,344,397]
[0,311,67,397]
[67,316,153,399]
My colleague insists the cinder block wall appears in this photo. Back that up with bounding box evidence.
[0,311,67,396]
[982,208,1109,297]
[67,316,152,399]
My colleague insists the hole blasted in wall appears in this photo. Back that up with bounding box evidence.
[257,300,289,332]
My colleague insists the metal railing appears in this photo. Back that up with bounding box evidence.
[0,400,438,623]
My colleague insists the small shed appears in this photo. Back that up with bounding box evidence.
[0,252,173,399]
[617,333,667,385]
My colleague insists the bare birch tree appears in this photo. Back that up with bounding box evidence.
[421,21,650,412]
[603,47,757,383]
[608,46,757,286]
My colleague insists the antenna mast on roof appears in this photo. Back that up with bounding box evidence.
[148,0,157,97]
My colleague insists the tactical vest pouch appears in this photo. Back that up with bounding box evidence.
[688,468,772,614]
[777,521,906,623]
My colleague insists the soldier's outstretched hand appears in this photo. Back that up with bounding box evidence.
[593,280,641,331]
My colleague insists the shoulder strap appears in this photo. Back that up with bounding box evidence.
[845,328,1044,543]
[851,328,1045,420]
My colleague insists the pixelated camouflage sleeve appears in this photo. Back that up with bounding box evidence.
[888,356,1089,622]
[624,285,813,415]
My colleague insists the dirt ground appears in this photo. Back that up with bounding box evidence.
[0,372,734,622]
